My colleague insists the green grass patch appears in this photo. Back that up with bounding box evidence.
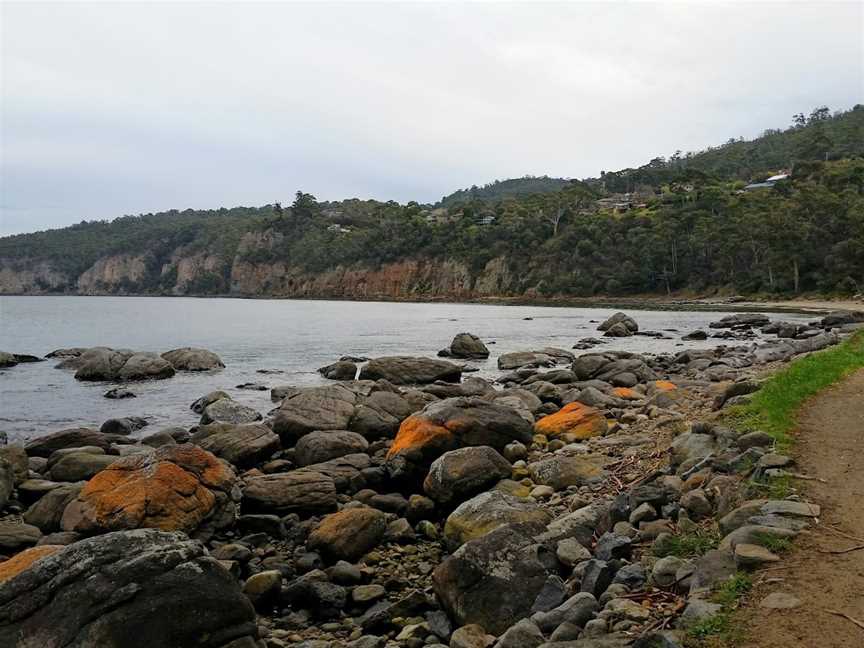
[748,474,795,500]
[654,525,721,558]
[752,532,793,554]
[724,330,864,451]
[685,573,753,646]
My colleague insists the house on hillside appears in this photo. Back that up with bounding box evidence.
[744,171,790,191]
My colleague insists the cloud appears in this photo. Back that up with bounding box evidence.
[1,1,862,235]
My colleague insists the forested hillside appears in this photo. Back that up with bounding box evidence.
[2,106,862,299]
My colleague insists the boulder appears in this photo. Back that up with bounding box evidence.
[25,428,135,457]
[708,313,770,329]
[242,471,337,514]
[103,387,136,399]
[307,507,388,562]
[191,390,232,414]
[117,352,176,381]
[0,529,259,647]
[200,398,262,425]
[48,453,118,482]
[318,361,358,380]
[272,385,358,442]
[0,521,42,550]
[444,490,551,549]
[73,348,134,381]
[449,333,490,359]
[497,351,555,370]
[296,454,371,493]
[60,444,237,538]
[386,397,532,479]
[191,423,280,468]
[23,483,84,532]
[528,456,606,490]
[534,402,608,440]
[0,460,12,511]
[423,446,512,504]
[433,522,550,635]
[359,356,462,384]
[0,446,28,485]
[294,430,369,466]
[349,390,419,439]
[603,322,632,338]
[100,416,149,435]
[598,312,639,333]
[161,347,225,371]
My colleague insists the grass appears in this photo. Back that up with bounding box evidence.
[724,329,864,451]
[752,532,793,554]
[748,474,795,500]
[685,574,753,646]
[654,525,721,558]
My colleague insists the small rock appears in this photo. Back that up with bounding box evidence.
[759,592,801,609]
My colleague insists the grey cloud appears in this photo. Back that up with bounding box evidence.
[1,1,862,235]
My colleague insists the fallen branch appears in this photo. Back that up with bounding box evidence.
[826,526,864,543]
[825,609,864,631]
[818,544,864,555]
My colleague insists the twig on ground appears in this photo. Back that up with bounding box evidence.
[826,526,864,543]
[817,544,864,555]
[825,609,864,631]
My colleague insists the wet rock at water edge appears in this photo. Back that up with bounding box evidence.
[359,356,462,384]
[448,333,490,359]
[161,347,225,371]
[318,360,358,380]
[103,387,136,399]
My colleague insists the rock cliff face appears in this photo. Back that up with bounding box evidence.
[1,257,522,300]
[0,229,522,299]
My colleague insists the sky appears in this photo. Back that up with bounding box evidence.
[1,1,862,236]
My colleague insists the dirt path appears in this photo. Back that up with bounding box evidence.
[740,369,864,647]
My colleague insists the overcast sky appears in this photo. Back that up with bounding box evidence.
[1,1,862,236]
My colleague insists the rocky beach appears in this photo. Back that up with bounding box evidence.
[1,308,863,648]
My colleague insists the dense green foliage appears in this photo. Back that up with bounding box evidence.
[2,106,862,297]
[438,176,570,208]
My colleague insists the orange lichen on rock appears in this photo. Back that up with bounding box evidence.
[533,402,608,439]
[612,387,641,400]
[61,444,235,535]
[0,545,63,583]
[653,380,677,392]
[387,415,453,458]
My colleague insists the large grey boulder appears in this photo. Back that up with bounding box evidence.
[161,347,225,371]
[498,351,556,370]
[359,356,462,385]
[0,529,259,647]
[443,490,551,549]
[48,453,118,482]
[294,430,369,467]
[598,312,639,335]
[318,361,358,380]
[24,428,135,457]
[708,313,770,329]
[191,423,280,468]
[423,446,511,504]
[23,483,84,532]
[73,348,134,381]
[117,352,176,381]
[272,385,358,442]
[449,333,490,359]
[242,471,337,514]
[199,398,262,425]
[349,390,419,439]
[433,522,550,635]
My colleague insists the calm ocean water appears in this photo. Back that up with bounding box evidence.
[0,296,813,442]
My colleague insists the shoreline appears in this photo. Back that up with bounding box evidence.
[2,291,863,316]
